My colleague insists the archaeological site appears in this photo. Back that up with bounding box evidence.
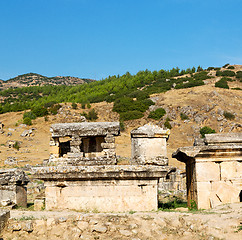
[0,121,241,239]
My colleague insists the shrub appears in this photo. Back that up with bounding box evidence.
[200,126,216,138]
[222,63,230,68]
[221,77,233,82]
[207,67,214,71]
[81,103,86,109]
[23,117,32,126]
[23,111,36,120]
[72,102,77,109]
[236,71,242,79]
[223,111,235,120]
[148,108,166,120]
[164,117,172,129]
[227,66,235,69]
[119,111,144,121]
[44,101,57,108]
[180,112,189,120]
[13,141,20,151]
[215,78,229,89]
[87,109,98,120]
[120,121,125,131]
[49,104,61,115]
[32,106,48,117]
[216,70,235,77]
[87,103,91,109]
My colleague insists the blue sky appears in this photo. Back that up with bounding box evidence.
[1,0,242,80]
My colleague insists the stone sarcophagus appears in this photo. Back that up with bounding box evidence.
[32,165,169,212]
[49,122,120,165]
[172,133,242,209]
[131,124,170,165]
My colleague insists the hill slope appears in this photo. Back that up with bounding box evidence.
[0,72,95,90]
[0,82,241,169]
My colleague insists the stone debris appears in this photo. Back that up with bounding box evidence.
[0,169,30,207]
[4,157,18,166]
[20,128,35,137]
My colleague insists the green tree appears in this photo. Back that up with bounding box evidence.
[200,126,216,138]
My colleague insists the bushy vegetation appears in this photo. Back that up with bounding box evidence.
[216,70,235,77]
[227,66,235,69]
[13,141,20,151]
[180,112,189,120]
[200,126,216,138]
[236,71,242,79]
[0,66,217,121]
[71,102,77,109]
[81,109,98,121]
[223,111,235,120]
[164,117,172,129]
[148,108,166,120]
[119,111,144,121]
[215,78,229,89]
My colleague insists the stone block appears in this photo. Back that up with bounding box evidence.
[195,161,220,182]
[196,182,211,209]
[221,161,242,180]
[50,146,59,155]
[34,199,45,211]
[101,143,115,149]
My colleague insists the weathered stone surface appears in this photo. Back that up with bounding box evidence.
[48,122,120,165]
[173,133,242,209]
[0,169,29,207]
[205,133,242,145]
[32,165,171,212]
[0,209,10,233]
[50,122,120,137]
[131,124,170,165]
[34,199,45,211]
[131,124,170,138]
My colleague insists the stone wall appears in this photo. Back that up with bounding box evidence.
[48,122,120,165]
[32,165,171,212]
[173,133,242,209]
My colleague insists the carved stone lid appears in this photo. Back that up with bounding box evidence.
[50,122,120,137]
[131,124,170,138]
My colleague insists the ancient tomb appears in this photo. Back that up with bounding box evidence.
[48,122,120,165]
[131,124,170,165]
[173,133,242,209]
[33,165,169,212]
[33,122,173,212]
[0,169,29,207]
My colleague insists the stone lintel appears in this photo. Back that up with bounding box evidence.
[50,122,120,137]
[32,165,171,181]
[205,133,242,145]
[173,145,242,163]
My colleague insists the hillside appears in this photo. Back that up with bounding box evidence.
[0,76,241,169]
[0,72,95,90]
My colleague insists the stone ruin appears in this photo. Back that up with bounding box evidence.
[131,124,170,165]
[173,132,242,209]
[0,169,29,207]
[48,122,120,165]
[33,122,173,212]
